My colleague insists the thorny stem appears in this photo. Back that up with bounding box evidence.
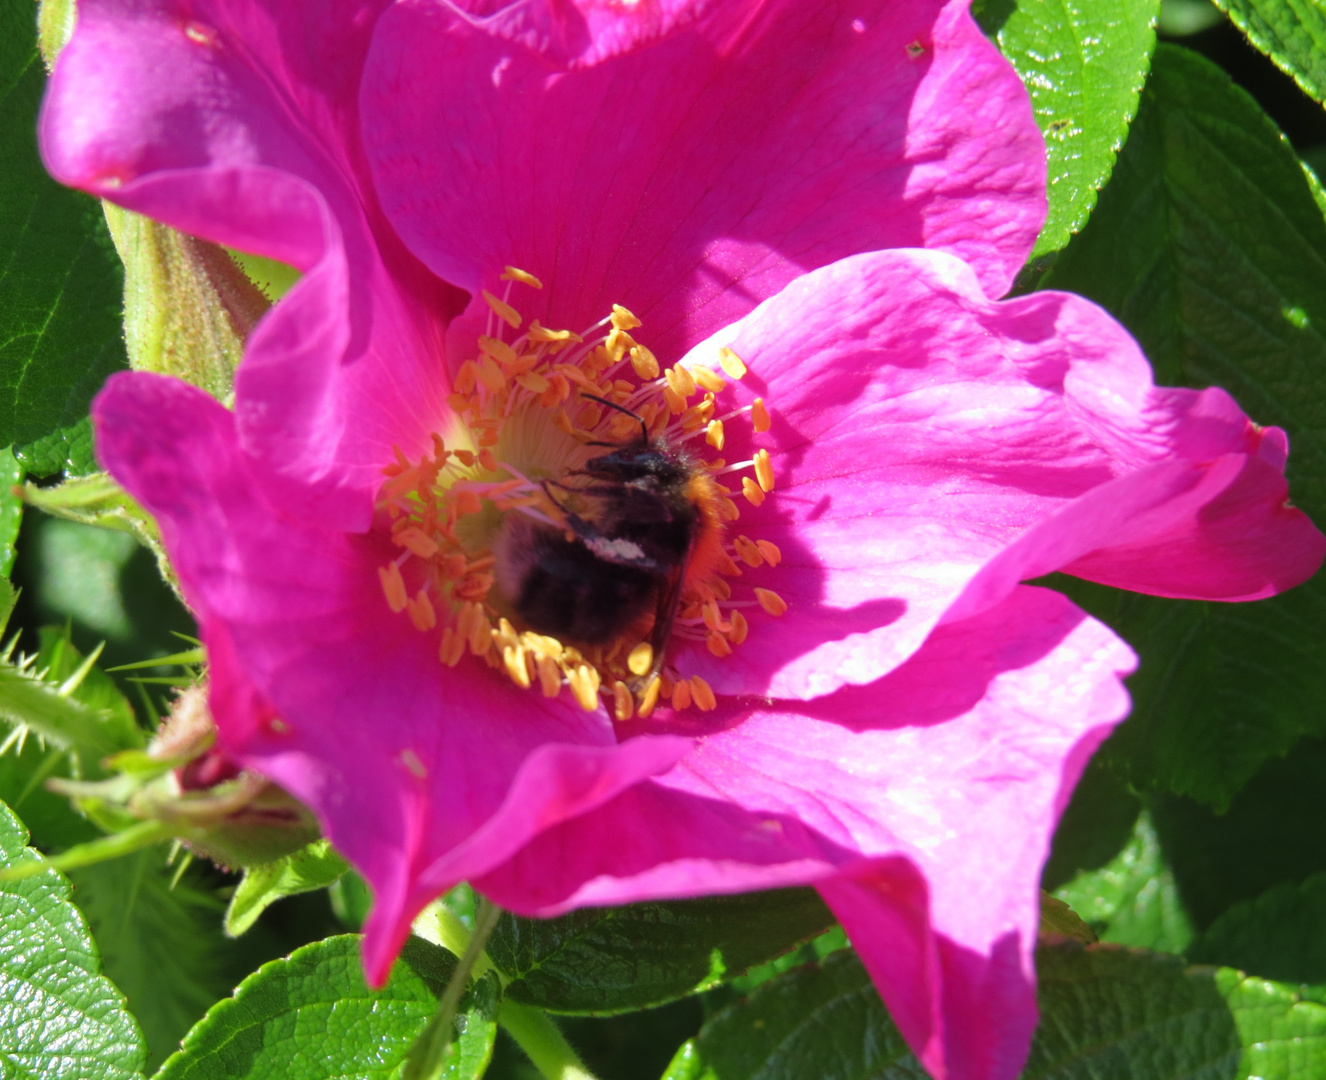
[498,999,599,1080]
[404,897,503,1080]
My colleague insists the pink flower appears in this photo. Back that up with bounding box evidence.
[42,1,1324,1078]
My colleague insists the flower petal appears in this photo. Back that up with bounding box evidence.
[361,0,1045,363]
[675,250,1323,697]
[93,371,689,984]
[42,0,460,527]
[474,585,1134,1080]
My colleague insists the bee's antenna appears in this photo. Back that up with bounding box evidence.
[579,392,649,444]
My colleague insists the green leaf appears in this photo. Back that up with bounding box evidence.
[0,446,24,577]
[0,5,127,478]
[1190,871,1326,991]
[487,888,836,1015]
[974,0,1160,260]
[1053,810,1196,954]
[660,950,920,1080]
[1041,755,1141,892]
[1151,736,1326,929]
[1038,43,1326,808]
[154,934,498,1080]
[665,943,1326,1080]
[24,472,180,601]
[224,839,350,938]
[0,797,147,1079]
[70,853,233,1072]
[1027,943,1326,1077]
[1214,0,1326,106]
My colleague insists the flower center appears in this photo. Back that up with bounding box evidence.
[376,267,786,719]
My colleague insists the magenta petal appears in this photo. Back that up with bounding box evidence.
[92,372,690,983]
[670,250,1323,697]
[474,586,1134,1080]
[42,0,457,528]
[361,0,1045,359]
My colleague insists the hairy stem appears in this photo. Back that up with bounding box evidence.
[499,999,600,1080]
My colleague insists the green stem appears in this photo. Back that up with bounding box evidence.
[413,898,493,977]
[0,819,174,882]
[498,1000,600,1080]
[404,897,503,1080]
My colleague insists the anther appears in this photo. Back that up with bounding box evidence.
[706,632,733,657]
[734,536,764,567]
[501,266,544,289]
[755,588,788,616]
[407,590,437,631]
[754,449,775,492]
[690,676,718,711]
[397,527,439,559]
[477,357,506,393]
[516,371,552,394]
[504,644,532,688]
[440,627,466,667]
[705,419,726,450]
[671,679,692,710]
[690,366,727,394]
[751,398,771,433]
[627,642,654,677]
[379,564,409,613]
[610,304,642,331]
[755,540,782,566]
[741,476,766,507]
[536,654,563,697]
[729,610,750,644]
[482,289,522,329]
[637,676,663,718]
[630,345,660,380]
[479,335,519,366]
[717,347,747,379]
[612,681,635,721]
[568,664,600,711]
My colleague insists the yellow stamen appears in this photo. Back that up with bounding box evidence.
[478,448,498,472]
[690,366,726,394]
[718,347,747,379]
[536,654,563,697]
[741,476,765,507]
[528,321,581,345]
[754,448,775,492]
[397,527,439,559]
[568,664,601,711]
[729,610,749,644]
[439,626,466,667]
[629,345,660,380]
[504,644,532,689]
[718,497,741,522]
[671,679,692,710]
[690,676,717,711]
[477,357,506,393]
[407,590,437,631]
[515,371,551,394]
[612,681,635,721]
[610,304,642,330]
[379,563,409,613]
[479,335,519,366]
[482,289,522,329]
[637,675,663,718]
[755,588,788,616]
[627,642,654,677]
[752,398,771,433]
[755,540,782,567]
[705,419,725,450]
[501,265,543,289]
[706,632,733,657]
[734,536,764,567]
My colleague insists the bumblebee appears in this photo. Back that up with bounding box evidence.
[495,398,724,676]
